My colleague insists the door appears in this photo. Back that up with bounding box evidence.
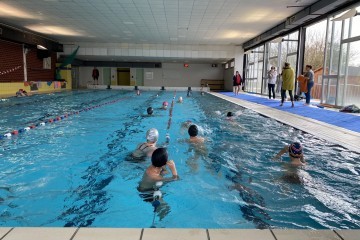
[117,68,130,86]
[103,68,111,86]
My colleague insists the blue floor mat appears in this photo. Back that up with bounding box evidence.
[220,92,360,133]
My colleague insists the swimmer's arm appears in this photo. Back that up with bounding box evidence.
[273,146,288,160]
[165,160,178,180]
[300,156,306,164]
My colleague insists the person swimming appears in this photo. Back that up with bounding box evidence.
[138,148,178,191]
[162,101,168,110]
[147,107,154,115]
[16,89,28,97]
[132,128,159,158]
[227,112,234,117]
[178,96,183,103]
[188,124,204,143]
[273,142,305,166]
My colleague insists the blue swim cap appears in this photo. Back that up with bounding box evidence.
[289,142,303,157]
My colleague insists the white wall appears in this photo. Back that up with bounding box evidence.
[224,67,234,91]
[143,63,224,87]
[223,46,244,91]
[79,63,223,88]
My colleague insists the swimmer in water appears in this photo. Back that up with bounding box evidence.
[273,142,305,166]
[226,111,235,120]
[132,128,159,158]
[178,96,183,103]
[147,107,154,115]
[188,124,205,143]
[138,148,178,191]
[162,101,168,110]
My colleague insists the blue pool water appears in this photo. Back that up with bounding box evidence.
[0,90,359,229]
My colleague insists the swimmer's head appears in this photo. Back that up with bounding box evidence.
[289,142,303,158]
[151,148,168,167]
[188,124,198,137]
[178,96,183,102]
[147,107,153,115]
[146,128,159,143]
[227,112,234,117]
[162,101,168,109]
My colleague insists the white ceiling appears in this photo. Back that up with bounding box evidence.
[0,0,319,46]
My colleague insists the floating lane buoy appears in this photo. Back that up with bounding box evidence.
[24,127,31,131]
[29,125,36,129]
[48,119,54,123]
[12,130,19,135]
[39,122,45,126]
[56,116,61,121]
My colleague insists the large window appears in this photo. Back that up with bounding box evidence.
[245,45,264,94]
[322,5,360,106]
[304,20,327,100]
[244,4,360,107]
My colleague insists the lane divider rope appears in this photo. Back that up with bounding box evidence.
[0,97,130,140]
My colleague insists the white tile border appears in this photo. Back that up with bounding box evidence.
[209,92,360,154]
[1,228,358,240]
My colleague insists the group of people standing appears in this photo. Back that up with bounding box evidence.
[266,63,314,107]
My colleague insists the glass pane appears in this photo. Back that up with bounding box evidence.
[313,75,322,100]
[269,43,278,58]
[323,78,337,104]
[304,20,327,71]
[339,41,360,106]
[326,21,342,75]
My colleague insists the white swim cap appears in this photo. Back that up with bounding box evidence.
[146,128,159,143]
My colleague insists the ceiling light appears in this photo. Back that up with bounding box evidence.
[123,21,134,25]
[37,45,47,50]
[332,8,359,21]
[26,25,84,36]
[0,3,38,19]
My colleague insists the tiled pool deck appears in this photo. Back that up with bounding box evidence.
[1,90,359,239]
[0,228,359,240]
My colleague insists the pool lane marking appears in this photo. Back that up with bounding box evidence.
[0,97,131,140]
[165,91,177,142]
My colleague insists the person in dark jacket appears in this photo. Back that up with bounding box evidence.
[233,71,242,96]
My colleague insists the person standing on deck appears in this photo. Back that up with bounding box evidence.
[280,62,295,107]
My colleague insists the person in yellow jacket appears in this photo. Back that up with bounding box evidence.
[280,62,295,107]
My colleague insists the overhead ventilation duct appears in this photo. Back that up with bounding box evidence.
[0,23,63,52]
[243,0,358,50]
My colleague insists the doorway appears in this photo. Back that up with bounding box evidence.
[117,68,130,86]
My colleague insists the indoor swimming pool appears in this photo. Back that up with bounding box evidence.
[0,90,359,229]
